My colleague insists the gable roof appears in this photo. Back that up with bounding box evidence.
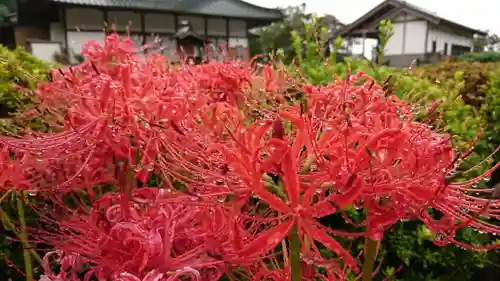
[339,0,486,38]
[47,0,283,20]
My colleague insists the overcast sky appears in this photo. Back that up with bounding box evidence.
[247,0,496,34]
[246,0,496,58]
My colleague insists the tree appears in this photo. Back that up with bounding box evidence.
[473,31,500,52]
[251,3,345,62]
[253,4,310,58]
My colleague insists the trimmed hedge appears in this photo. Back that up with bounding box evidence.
[0,45,55,134]
[457,52,500,63]
[0,45,51,114]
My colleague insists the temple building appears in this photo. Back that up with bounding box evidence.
[6,0,282,63]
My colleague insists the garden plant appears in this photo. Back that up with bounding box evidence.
[279,17,500,280]
[0,32,500,281]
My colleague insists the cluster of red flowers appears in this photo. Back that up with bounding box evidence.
[2,34,500,281]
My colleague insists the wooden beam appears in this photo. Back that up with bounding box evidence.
[347,28,378,39]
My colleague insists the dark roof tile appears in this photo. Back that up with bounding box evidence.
[48,0,282,19]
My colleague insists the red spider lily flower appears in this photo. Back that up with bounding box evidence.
[3,34,500,281]
[36,188,230,281]
[194,70,500,269]
[0,33,255,193]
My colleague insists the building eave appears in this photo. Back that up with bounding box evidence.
[47,0,283,21]
[437,18,487,37]
[338,0,486,38]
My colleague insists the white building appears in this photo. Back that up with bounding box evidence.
[338,0,486,67]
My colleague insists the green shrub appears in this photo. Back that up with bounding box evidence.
[0,45,54,133]
[0,46,51,112]
[457,52,500,63]
[481,68,500,165]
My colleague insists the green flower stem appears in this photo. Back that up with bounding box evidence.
[0,206,42,265]
[17,193,34,281]
[289,226,301,281]
[362,238,379,281]
[0,190,12,204]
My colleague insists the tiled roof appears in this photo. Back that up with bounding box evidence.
[340,0,486,37]
[48,0,283,19]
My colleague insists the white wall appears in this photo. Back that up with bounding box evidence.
[67,31,105,61]
[385,22,404,55]
[385,19,427,55]
[30,42,61,63]
[49,22,65,47]
[427,27,473,55]
[404,21,427,54]
[228,38,248,48]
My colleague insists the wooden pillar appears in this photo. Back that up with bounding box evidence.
[225,17,230,42]
[204,16,208,38]
[245,27,252,62]
[140,12,146,46]
[103,10,109,34]
[174,14,179,31]
[59,6,68,49]
[225,18,233,58]
[362,32,367,58]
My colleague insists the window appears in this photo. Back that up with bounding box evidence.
[432,40,437,53]
[451,44,472,56]
[444,43,448,55]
